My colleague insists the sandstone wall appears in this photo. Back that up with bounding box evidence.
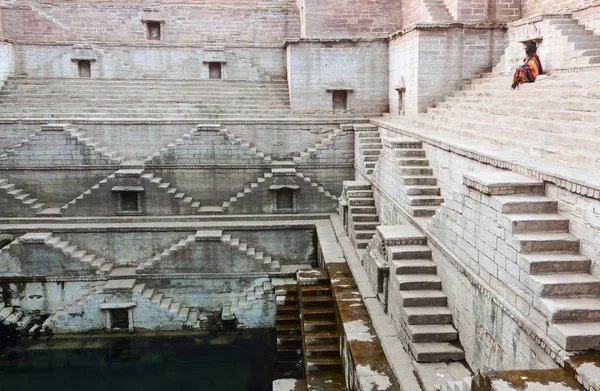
[300,0,402,38]
[286,40,389,115]
[389,28,506,114]
[13,44,286,80]
[0,40,14,88]
[1,0,300,44]
[574,4,600,34]
[522,0,598,18]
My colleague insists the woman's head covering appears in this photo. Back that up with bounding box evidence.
[525,43,537,54]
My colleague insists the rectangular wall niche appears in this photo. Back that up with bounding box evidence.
[120,191,140,213]
[208,62,222,79]
[332,90,348,112]
[146,21,161,40]
[277,188,294,210]
[110,309,129,330]
[78,60,91,78]
[397,88,405,116]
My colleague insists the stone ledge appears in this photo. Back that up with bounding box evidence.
[508,13,572,28]
[0,272,295,283]
[0,118,370,126]
[389,22,507,40]
[6,76,288,84]
[18,232,52,244]
[377,225,426,246]
[463,172,545,195]
[372,118,600,201]
[8,40,287,49]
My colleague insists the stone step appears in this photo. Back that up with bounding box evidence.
[349,206,377,214]
[394,260,437,275]
[536,297,600,323]
[510,232,580,253]
[348,198,375,206]
[397,158,430,166]
[354,230,376,240]
[502,213,570,233]
[395,149,426,158]
[406,186,441,196]
[305,356,342,372]
[408,324,459,343]
[396,274,442,290]
[408,195,444,206]
[403,176,437,186]
[351,214,380,222]
[390,245,432,260]
[518,253,591,274]
[402,306,453,325]
[400,290,448,307]
[548,322,600,351]
[304,330,338,345]
[529,273,600,297]
[411,206,440,217]
[411,342,465,362]
[353,221,380,230]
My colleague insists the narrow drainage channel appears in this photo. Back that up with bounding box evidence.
[0,330,277,391]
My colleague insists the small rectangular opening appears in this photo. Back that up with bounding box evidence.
[276,188,294,210]
[121,192,139,212]
[147,22,161,40]
[208,62,222,79]
[78,60,91,78]
[110,309,129,330]
[332,90,348,112]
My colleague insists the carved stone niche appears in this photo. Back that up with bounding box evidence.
[111,169,145,216]
[71,44,98,78]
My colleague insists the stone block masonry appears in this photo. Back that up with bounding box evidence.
[299,0,402,38]
[389,27,507,115]
[0,41,14,90]
[2,0,300,44]
[286,39,389,115]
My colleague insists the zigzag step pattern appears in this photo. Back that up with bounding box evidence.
[222,279,275,320]
[0,178,46,216]
[293,126,345,163]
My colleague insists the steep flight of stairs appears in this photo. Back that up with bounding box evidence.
[0,78,292,119]
[353,124,382,175]
[343,181,380,249]
[490,186,600,351]
[389,226,464,362]
[298,270,345,389]
[145,123,271,165]
[422,0,454,22]
[0,124,125,165]
[137,230,280,273]
[0,178,46,216]
[274,283,305,379]
[391,139,443,217]
[221,279,275,320]
[293,126,347,163]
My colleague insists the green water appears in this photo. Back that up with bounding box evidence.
[0,330,276,391]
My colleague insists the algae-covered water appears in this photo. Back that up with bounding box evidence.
[0,330,276,391]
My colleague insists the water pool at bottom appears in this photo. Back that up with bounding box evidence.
[0,329,277,391]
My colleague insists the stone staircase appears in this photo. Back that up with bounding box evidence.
[41,282,105,331]
[0,300,45,335]
[0,124,124,165]
[342,181,380,249]
[293,126,346,163]
[391,138,443,217]
[489,182,600,351]
[419,69,600,169]
[545,18,600,67]
[274,283,305,379]
[388,225,465,362]
[221,279,275,320]
[145,123,271,165]
[134,281,192,322]
[422,0,454,22]
[297,270,345,388]
[0,177,46,216]
[217,166,338,214]
[43,233,115,274]
[0,78,292,119]
[59,168,199,216]
[353,123,382,175]
[137,230,280,273]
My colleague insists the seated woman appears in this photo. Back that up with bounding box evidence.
[511,43,544,89]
